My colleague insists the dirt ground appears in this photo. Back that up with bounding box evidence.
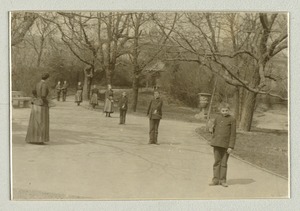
[11,98,288,200]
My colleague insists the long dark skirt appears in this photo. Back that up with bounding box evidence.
[75,90,83,102]
[103,99,114,113]
[25,104,49,143]
[90,93,98,105]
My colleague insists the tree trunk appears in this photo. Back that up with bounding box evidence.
[239,91,257,131]
[83,76,92,100]
[36,36,45,67]
[233,87,240,124]
[239,66,260,131]
[83,67,93,100]
[106,64,115,85]
[132,75,139,112]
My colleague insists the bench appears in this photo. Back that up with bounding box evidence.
[12,91,31,108]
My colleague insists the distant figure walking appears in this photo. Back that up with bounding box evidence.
[75,82,83,106]
[118,91,128,124]
[55,81,62,101]
[103,84,114,117]
[147,90,163,145]
[62,80,68,101]
[25,73,50,144]
[90,85,99,109]
[209,102,236,187]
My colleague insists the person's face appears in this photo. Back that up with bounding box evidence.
[108,85,111,90]
[58,81,60,84]
[220,108,229,116]
[94,85,96,88]
[78,82,81,85]
[64,81,67,84]
[154,92,160,99]
[122,92,126,97]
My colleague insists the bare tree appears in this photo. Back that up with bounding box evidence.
[128,13,178,111]
[162,12,287,131]
[25,17,57,67]
[42,12,132,100]
[11,12,38,47]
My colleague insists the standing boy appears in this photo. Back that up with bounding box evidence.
[62,80,68,101]
[147,90,163,145]
[209,102,236,187]
[55,81,62,101]
[118,92,128,124]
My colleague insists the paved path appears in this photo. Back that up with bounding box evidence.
[12,99,288,200]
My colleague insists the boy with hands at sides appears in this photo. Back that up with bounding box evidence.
[209,103,236,187]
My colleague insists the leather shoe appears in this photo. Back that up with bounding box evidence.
[209,182,219,186]
[220,182,228,187]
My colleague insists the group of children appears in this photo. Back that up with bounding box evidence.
[73,83,129,124]
[57,82,237,187]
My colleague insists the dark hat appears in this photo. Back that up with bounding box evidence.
[41,73,50,80]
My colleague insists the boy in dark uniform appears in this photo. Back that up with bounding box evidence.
[118,92,128,124]
[61,80,68,102]
[147,90,163,145]
[209,103,236,187]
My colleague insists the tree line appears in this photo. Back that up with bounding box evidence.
[11,12,288,131]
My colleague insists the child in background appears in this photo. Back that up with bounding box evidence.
[90,85,99,109]
[209,102,236,187]
[75,82,83,106]
[118,92,128,124]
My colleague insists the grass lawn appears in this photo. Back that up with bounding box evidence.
[196,127,288,178]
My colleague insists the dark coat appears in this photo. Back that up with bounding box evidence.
[62,83,68,92]
[91,88,99,94]
[56,84,62,92]
[36,80,49,106]
[211,114,236,149]
[147,98,163,119]
[105,89,114,99]
[119,96,128,110]
[77,85,83,90]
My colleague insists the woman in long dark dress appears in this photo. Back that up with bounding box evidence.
[25,73,50,144]
[90,85,99,109]
[75,82,83,106]
[103,84,114,117]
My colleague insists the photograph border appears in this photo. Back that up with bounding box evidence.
[1,0,299,210]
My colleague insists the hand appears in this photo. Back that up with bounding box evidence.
[227,148,233,154]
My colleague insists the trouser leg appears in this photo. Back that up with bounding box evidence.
[149,119,155,143]
[122,110,126,124]
[220,150,229,183]
[62,92,66,101]
[153,119,160,143]
[119,110,123,123]
[212,147,223,184]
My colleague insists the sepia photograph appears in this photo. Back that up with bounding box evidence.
[10,11,288,200]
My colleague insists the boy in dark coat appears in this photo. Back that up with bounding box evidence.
[118,92,128,124]
[61,80,68,102]
[147,90,163,145]
[209,102,236,187]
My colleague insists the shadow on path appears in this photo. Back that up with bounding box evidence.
[227,178,255,185]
